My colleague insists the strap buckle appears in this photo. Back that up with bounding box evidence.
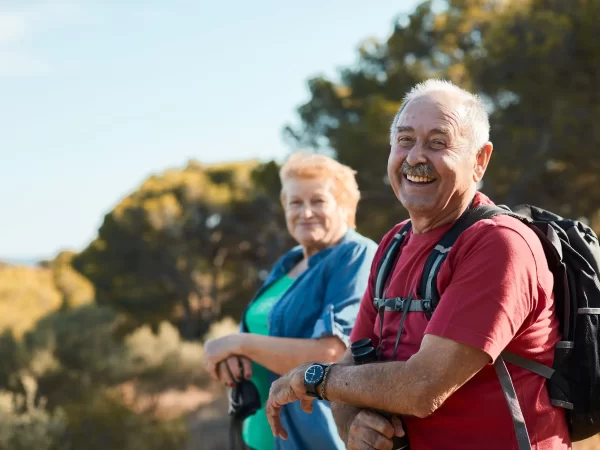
[422,299,432,311]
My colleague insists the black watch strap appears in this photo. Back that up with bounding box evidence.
[306,382,320,398]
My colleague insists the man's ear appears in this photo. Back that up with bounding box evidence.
[473,142,493,182]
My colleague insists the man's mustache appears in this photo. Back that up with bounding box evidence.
[401,160,435,178]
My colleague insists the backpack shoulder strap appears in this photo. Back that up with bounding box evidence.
[374,221,412,302]
[419,204,511,318]
[416,203,552,450]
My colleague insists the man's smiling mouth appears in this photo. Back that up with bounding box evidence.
[404,173,436,184]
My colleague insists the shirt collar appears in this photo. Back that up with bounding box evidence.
[279,228,357,271]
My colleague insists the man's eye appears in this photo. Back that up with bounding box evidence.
[431,140,446,147]
[397,135,412,143]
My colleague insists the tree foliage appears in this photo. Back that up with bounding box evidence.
[286,0,600,239]
[3,1,600,447]
[72,160,291,339]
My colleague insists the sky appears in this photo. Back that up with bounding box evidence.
[0,0,422,260]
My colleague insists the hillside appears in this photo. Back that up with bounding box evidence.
[0,254,94,338]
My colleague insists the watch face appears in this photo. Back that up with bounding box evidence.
[304,364,325,385]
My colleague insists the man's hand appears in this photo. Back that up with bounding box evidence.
[266,363,315,439]
[346,410,405,450]
[331,401,361,443]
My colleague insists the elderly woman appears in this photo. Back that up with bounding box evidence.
[203,152,377,450]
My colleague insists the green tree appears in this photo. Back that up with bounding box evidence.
[0,386,66,450]
[464,0,600,225]
[73,161,289,339]
[0,330,29,393]
[286,0,600,238]
[24,305,128,409]
[284,1,461,239]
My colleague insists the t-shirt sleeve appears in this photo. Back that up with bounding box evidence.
[348,264,378,345]
[425,224,538,362]
[310,241,377,346]
[349,227,403,345]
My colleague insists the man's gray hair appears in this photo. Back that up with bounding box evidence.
[389,79,490,152]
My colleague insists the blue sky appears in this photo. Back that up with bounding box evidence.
[0,0,421,260]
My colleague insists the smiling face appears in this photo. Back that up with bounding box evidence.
[388,92,492,223]
[282,177,348,253]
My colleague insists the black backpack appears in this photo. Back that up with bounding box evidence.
[374,203,600,449]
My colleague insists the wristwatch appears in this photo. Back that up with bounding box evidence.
[304,363,330,399]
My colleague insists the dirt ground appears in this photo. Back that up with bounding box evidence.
[185,395,230,450]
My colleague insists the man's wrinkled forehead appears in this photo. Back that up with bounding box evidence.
[396,93,465,133]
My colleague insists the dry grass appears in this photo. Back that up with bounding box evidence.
[0,257,94,338]
[184,395,229,450]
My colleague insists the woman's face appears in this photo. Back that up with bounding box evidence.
[282,177,348,252]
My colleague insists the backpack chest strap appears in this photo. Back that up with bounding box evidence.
[374,296,433,313]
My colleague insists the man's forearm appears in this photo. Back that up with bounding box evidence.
[322,334,490,420]
[325,361,428,418]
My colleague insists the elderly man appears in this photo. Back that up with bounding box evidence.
[265,79,571,450]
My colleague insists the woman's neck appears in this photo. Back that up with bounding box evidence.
[302,226,349,259]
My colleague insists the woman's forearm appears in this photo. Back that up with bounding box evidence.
[239,334,345,375]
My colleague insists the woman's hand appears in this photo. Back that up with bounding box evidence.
[216,356,253,387]
[203,334,243,379]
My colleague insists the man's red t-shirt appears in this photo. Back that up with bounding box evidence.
[350,192,571,450]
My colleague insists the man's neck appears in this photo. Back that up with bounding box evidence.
[410,194,475,234]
